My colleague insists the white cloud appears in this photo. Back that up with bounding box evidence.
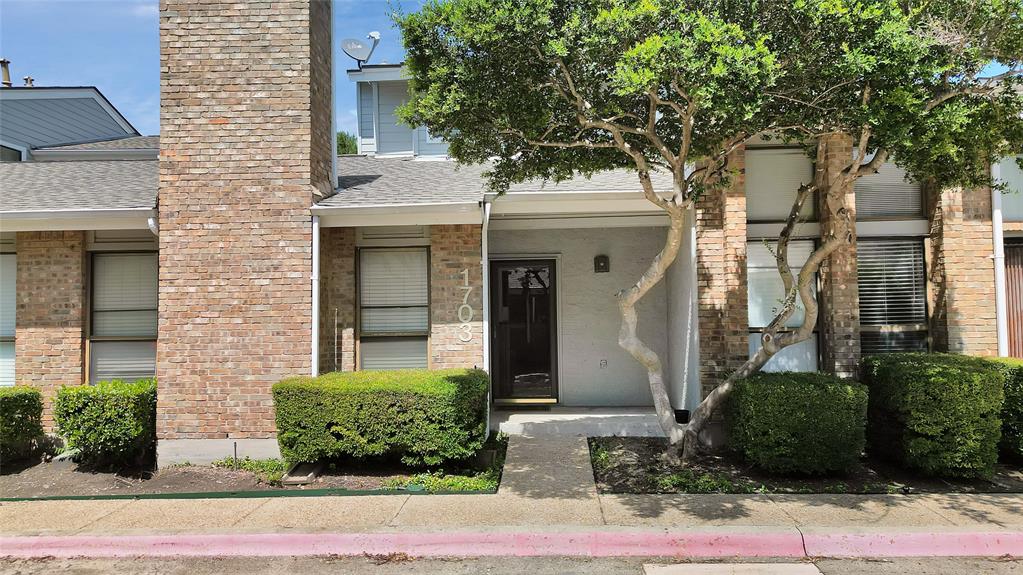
[129,3,158,18]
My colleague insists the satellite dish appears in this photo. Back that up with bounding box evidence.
[342,31,381,69]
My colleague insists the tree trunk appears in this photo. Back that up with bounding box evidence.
[617,208,687,444]
[681,173,855,462]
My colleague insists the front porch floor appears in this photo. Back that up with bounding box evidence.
[491,406,663,437]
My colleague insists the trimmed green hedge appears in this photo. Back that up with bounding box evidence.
[273,368,489,466]
[988,357,1023,458]
[0,386,44,461]
[53,379,157,466]
[862,353,1003,479]
[727,372,867,474]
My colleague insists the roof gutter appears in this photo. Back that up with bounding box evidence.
[311,201,482,227]
[0,207,155,232]
[30,149,157,161]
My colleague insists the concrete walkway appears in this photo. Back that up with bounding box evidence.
[0,436,1021,558]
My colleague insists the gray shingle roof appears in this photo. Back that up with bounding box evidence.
[35,135,160,151]
[321,155,673,208]
[0,160,157,213]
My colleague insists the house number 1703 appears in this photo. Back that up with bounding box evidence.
[457,268,474,342]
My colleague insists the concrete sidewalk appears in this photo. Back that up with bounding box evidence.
[0,436,1021,558]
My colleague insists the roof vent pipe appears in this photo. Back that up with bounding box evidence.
[0,59,11,88]
[22,76,33,87]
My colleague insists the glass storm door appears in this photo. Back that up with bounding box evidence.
[490,260,557,402]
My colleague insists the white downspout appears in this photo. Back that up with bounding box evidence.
[311,215,321,375]
[481,200,492,438]
[992,162,1009,357]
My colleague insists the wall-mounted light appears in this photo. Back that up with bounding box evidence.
[594,254,610,273]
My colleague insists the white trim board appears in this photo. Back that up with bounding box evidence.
[314,202,481,228]
[0,209,154,232]
[490,214,669,230]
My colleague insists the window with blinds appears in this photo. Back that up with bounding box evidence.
[359,248,429,369]
[855,162,924,219]
[0,253,15,386]
[745,149,815,222]
[746,240,819,371]
[999,155,1023,222]
[90,253,157,382]
[857,239,928,354]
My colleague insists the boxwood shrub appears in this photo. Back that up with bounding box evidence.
[727,372,867,474]
[53,379,157,466]
[987,357,1023,458]
[273,368,489,466]
[0,386,44,461]
[862,353,1003,479]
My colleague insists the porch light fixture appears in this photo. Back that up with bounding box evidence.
[594,254,610,273]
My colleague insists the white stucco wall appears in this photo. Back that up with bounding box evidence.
[489,227,669,406]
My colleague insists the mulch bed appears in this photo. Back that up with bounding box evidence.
[0,459,420,498]
[589,436,1023,495]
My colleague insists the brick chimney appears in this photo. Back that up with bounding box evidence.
[157,0,333,462]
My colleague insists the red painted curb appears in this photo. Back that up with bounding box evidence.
[0,531,804,559]
[2,530,1020,559]
[803,531,1023,557]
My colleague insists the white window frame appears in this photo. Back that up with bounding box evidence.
[856,237,930,354]
[357,246,431,370]
[746,238,820,372]
[0,250,15,386]
[88,251,158,383]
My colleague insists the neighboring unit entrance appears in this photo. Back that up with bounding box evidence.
[1008,241,1023,358]
[490,259,558,403]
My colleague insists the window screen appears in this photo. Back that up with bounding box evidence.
[0,253,14,386]
[857,239,928,354]
[745,149,815,222]
[359,248,429,369]
[855,162,923,219]
[746,240,818,371]
[90,253,157,382]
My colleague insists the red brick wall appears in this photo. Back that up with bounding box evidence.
[695,148,749,396]
[158,0,333,439]
[429,225,484,369]
[14,231,86,429]
[928,183,998,355]
[318,227,356,373]
[817,134,861,377]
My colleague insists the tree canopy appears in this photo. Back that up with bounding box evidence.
[397,0,1023,456]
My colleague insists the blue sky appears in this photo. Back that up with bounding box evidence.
[0,0,414,136]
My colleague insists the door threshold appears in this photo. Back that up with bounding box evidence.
[493,398,558,406]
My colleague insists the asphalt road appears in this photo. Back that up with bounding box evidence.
[1,556,1019,574]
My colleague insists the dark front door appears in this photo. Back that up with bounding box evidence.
[490,260,557,402]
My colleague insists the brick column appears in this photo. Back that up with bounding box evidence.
[318,227,356,373]
[817,134,861,377]
[927,183,997,355]
[15,231,86,430]
[157,0,333,457]
[430,224,484,369]
[695,147,748,397]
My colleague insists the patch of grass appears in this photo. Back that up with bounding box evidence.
[384,469,500,492]
[654,469,759,494]
[211,456,287,485]
[590,442,612,474]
